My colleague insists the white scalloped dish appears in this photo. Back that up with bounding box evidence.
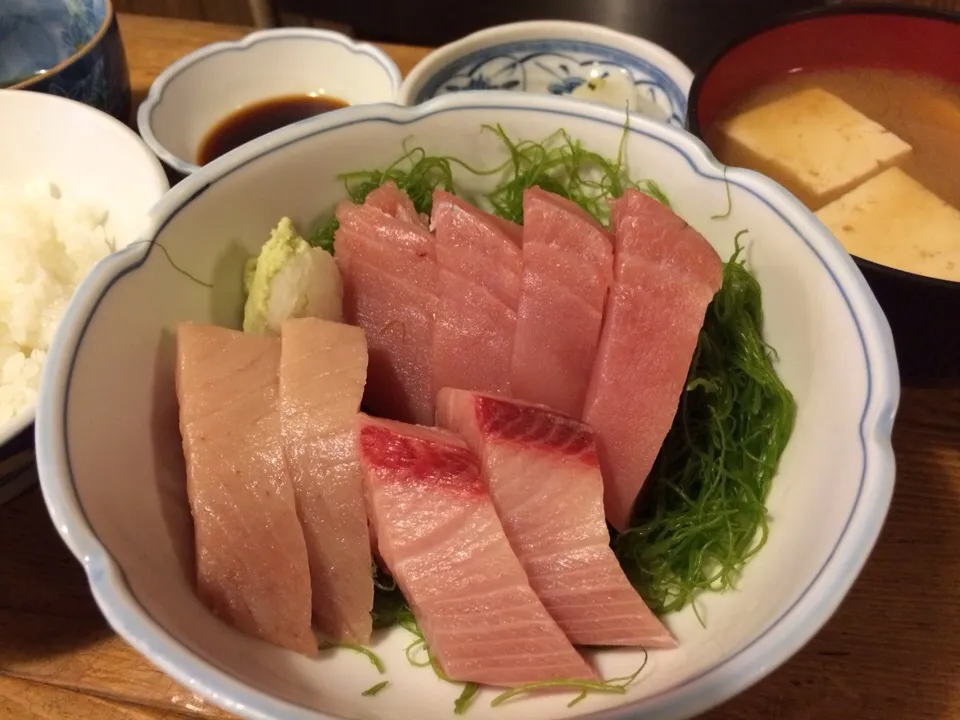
[137,28,402,176]
[37,93,898,720]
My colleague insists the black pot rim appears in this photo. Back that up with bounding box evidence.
[686,1,960,295]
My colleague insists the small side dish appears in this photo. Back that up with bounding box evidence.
[398,21,693,126]
[138,27,401,175]
[0,87,167,504]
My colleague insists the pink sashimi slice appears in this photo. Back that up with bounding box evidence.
[279,317,373,644]
[333,201,437,424]
[175,322,315,656]
[437,388,676,648]
[430,189,523,397]
[356,414,595,686]
[362,180,428,227]
[335,201,436,264]
[510,187,614,417]
[583,189,723,531]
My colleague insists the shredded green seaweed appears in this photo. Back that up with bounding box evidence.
[318,640,386,674]
[710,166,733,221]
[396,612,646,712]
[480,122,669,224]
[613,231,797,616]
[362,680,390,697]
[489,658,648,708]
[454,683,481,715]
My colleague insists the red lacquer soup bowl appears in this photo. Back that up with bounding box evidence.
[687,5,960,385]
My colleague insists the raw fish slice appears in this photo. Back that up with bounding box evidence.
[279,317,373,644]
[333,201,437,424]
[437,388,675,648]
[335,249,436,424]
[511,188,613,416]
[357,414,595,686]
[335,202,435,262]
[583,189,722,531]
[175,323,315,656]
[335,226,434,290]
[363,180,428,227]
[431,190,522,397]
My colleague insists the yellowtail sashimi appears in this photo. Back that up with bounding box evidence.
[356,414,595,686]
[437,388,675,648]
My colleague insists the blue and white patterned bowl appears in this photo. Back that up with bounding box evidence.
[0,0,131,123]
[397,21,694,127]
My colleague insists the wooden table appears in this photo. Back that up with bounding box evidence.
[2,11,959,720]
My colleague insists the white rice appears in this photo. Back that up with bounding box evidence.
[0,180,117,423]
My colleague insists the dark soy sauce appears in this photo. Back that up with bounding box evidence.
[197,94,348,165]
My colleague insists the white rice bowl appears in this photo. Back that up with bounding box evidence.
[0,181,119,423]
[0,89,168,502]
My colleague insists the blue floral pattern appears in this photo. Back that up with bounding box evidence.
[0,1,130,122]
[421,40,687,127]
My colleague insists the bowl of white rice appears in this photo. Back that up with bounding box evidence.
[0,88,169,504]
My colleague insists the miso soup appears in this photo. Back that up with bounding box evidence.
[706,68,960,282]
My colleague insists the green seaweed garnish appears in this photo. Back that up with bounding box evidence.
[362,680,389,697]
[613,231,797,616]
[481,122,669,225]
[489,658,648,708]
[318,640,386,674]
[454,683,481,715]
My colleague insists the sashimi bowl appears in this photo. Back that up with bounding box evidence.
[36,92,899,720]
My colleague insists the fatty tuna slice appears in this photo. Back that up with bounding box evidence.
[361,180,427,227]
[333,200,437,424]
[510,187,614,417]
[356,414,595,686]
[279,317,373,644]
[437,388,675,648]
[175,323,315,656]
[430,190,523,397]
[583,189,723,531]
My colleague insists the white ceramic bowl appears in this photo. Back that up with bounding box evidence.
[0,88,168,504]
[37,92,898,720]
[398,21,694,127]
[137,28,402,176]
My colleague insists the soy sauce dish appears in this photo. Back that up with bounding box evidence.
[137,27,401,175]
[687,5,960,384]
